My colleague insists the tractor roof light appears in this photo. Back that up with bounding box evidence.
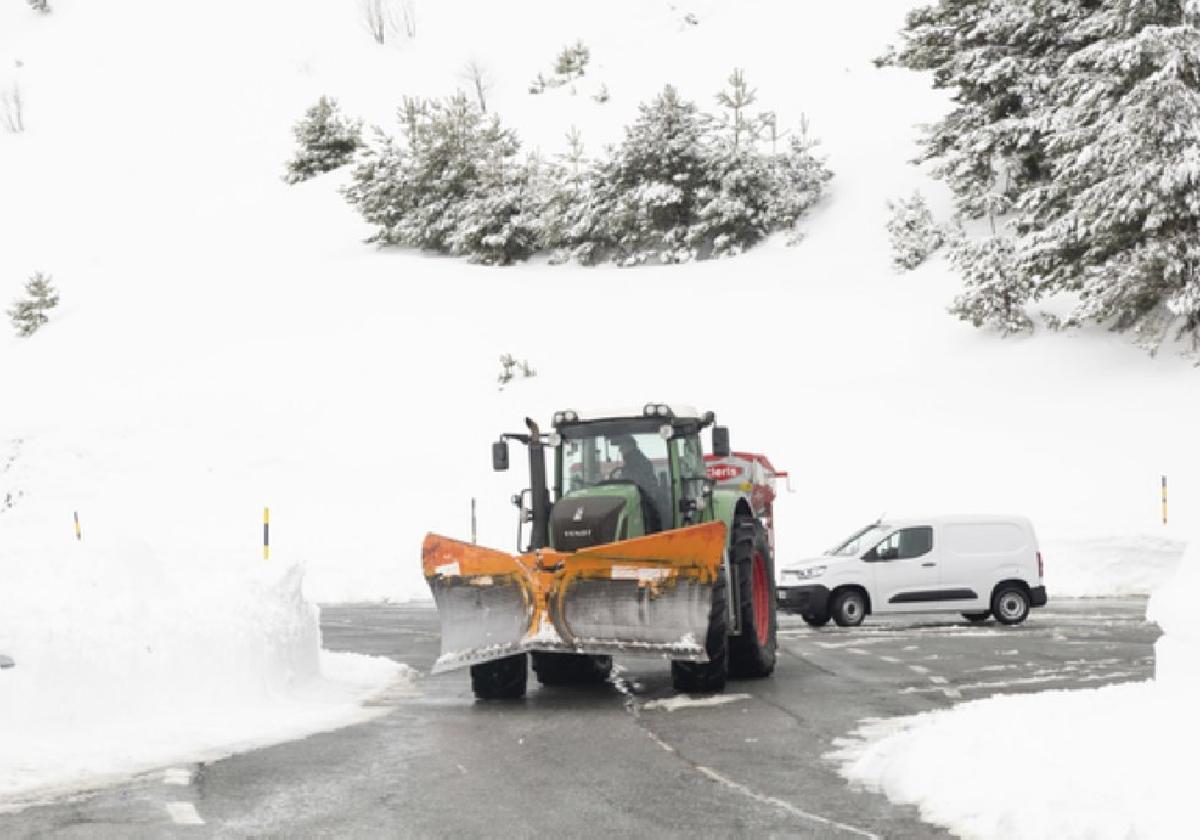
[643,403,674,418]
[553,410,579,426]
[659,424,673,440]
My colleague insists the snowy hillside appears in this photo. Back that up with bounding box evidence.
[1,0,1197,813]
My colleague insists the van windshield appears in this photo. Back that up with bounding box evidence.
[828,523,890,557]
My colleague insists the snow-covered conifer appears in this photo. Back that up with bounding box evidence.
[577,85,714,264]
[715,68,757,151]
[27,0,50,13]
[554,41,590,79]
[1013,7,1200,350]
[886,191,944,270]
[283,96,363,184]
[948,237,1033,334]
[7,272,59,338]
[341,94,536,264]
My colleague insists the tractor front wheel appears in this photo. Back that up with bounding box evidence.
[470,654,527,700]
[728,521,777,678]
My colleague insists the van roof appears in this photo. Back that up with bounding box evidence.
[882,514,1034,528]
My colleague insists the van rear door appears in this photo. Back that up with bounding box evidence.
[941,520,1035,605]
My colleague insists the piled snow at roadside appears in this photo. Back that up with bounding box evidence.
[830,534,1198,840]
[1040,533,1186,597]
[0,496,404,806]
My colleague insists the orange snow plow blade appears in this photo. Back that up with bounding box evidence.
[421,521,727,674]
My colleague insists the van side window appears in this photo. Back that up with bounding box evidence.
[871,527,933,560]
[898,526,933,558]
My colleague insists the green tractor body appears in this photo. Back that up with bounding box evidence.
[421,404,784,699]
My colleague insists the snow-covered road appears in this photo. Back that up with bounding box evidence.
[0,598,1156,838]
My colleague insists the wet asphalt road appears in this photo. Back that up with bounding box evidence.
[2,598,1158,839]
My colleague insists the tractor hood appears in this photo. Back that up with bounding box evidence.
[550,484,644,552]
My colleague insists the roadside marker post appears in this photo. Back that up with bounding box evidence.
[73,511,81,541]
[264,507,270,560]
[1162,476,1168,525]
[471,497,477,545]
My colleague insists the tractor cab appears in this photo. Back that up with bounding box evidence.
[547,405,721,552]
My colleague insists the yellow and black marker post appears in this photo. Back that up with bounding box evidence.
[1162,476,1168,525]
[264,507,270,560]
[73,511,81,541]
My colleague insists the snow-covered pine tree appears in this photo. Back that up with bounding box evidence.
[531,127,591,259]
[27,0,50,13]
[715,68,758,151]
[885,0,1098,220]
[580,85,714,264]
[554,41,590,79]
[283,96,363,184]
[1013,1,1200,350]
[7,272,59,338]
[497,353,537,389]
[340,127,412,245]
[948,235,1034,333]
[761,130,833,241]
[886,190,944,270]
[341,94,536,264]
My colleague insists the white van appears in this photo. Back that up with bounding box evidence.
[777,515,1047,627]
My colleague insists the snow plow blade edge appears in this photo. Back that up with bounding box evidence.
[421,522,727,674]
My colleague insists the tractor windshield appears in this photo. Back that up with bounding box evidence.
[559,421,672,530]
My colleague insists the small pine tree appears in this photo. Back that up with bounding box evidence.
[886,191,944,270]
[497,353,536,389]
[8,272,59,337]
[27,0,50,13]
[948,236,1033,334]
[715,68,757,151]
[554,41,590,78]
[283,96,363,185]
[342,94,537,264]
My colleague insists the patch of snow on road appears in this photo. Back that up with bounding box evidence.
[643,693,752,711]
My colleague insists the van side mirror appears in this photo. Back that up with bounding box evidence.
[712,426,731,457]
[492,440,510,471]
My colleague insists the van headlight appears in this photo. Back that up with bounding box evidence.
[782,565,826,581]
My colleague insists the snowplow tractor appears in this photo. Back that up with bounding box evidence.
[421,406,785,700]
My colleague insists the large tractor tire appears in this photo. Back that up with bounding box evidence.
[470,653,528,700]
[531,652,613,686]
[728,521,777,678]
[671,565,729,694]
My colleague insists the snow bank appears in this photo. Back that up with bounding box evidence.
[1148,535,1200,694]
[1041,533,1186,597]
[0,497,404,805]
[831,533,1198,839]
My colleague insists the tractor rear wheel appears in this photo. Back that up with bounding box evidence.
[671,564,728,694]
[531,652,613,686]
[470,654,527,700]
[728,521,777,678]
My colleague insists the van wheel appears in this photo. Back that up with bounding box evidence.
[803,612,831,627]
[991,586,1030,625]
[962,612,990,623]
[831,589,866,627]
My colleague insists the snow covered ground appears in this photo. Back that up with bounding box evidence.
[831,536,1199,840]
[1,0,1197,825]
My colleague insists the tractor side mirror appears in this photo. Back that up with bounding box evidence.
[712,426,731,457]
[492,440,510,471]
